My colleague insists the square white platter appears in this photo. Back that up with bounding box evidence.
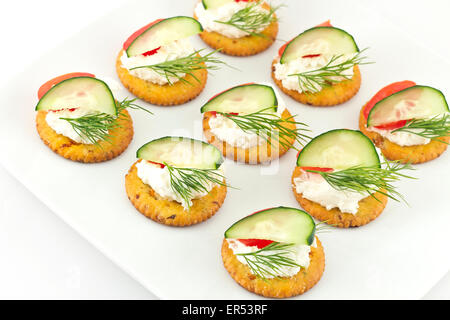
[0,0,449,299]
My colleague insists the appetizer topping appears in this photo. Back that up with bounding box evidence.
[295,130,415,213]
[225,207,316,279]
[136,137,228,210]
[366,85,450,146]
[121,17,225,85]
[36,75,151,145]
[202,83,310,149]
[125,17,203,57]
[195,0,279,38]
[274,24,369,94]
[37,72,95,100]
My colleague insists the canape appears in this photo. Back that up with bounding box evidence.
[222,207,325,298]
[125,137,228,226]
[291,129,414,228]
[36,72,150,163]
[194,0,279,56]
[201,82,310,164]
[117,16,225,106]
[359,81,450,164]
[272,21,367,106]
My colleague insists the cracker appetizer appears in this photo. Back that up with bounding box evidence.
[194,0,279,56]
[117,16,226,106]
[292,129,414,228]
[272,21,368,106]
[359,81,450,164]
[125,137,228,227]
[201,82,310,164]
[36,72,151,163]
[222,207,325,298]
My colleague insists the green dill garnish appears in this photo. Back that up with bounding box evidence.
[214,1,280,37]
[237,242,302,280]
[305,160,416,203]
[129,49,228,85]
[215,108,311,151]
[288,48,372,93]
[392,114,450,144]
[59,98,152,146]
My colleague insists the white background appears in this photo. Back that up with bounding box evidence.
[0,0,449,299]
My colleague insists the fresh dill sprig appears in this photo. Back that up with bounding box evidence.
[392,114,450,144]
[305,160,416,203]
[237,242,302,280]
[214,1,280,37]
[60,98,151,146]
[288,48,372,93]
[164,163,230,210]
[216,108,311,151]
[130,49,227,85]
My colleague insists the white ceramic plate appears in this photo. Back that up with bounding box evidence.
[1,0,449,299]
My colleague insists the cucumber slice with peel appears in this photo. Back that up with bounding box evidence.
[200,83,278,114]
[35,77,117,116]
[202,0,235,10]
[225,207,316,246]
[297,129,380,170]
[367,86,449,127]
[280,26,359,64]
[137,136,224,169]
[126,16,203,57]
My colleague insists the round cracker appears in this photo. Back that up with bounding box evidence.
[221,237,325,298]
[359,105,449,164]
[125,160,227,227]
[291,167,388,228]
[116,50,208,106]
[202,109,296,164]
[193,3,278,57]
[36,109,133,163]
[271,60,361,106]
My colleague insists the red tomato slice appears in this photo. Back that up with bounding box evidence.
[238,239,274,249]
[300,166,334,173]
[38,72,95,100]
[208,83,256,102]
[123,19,164,50]
[278,21,333,57]
[373,119,408,130]
[363,81,416,120]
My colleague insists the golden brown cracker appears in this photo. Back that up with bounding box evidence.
[202,109,296,164]
[291,167,388,228]
[36,110,133,163]
[221,237,325,298]
[116,50,207,106]
[193,3,278,57]
[272,61,361,106]
[359,105,449,164]
[125,160,227,227]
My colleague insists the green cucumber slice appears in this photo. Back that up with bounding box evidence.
[280,26,359,64]
[35,77,117,115]
[297,129,380,170]
[136,136,224,169]
[225,207,316,245]
[200,84,278,114]
[202,0,233,10]
[126,16,203,57]
[367,85,449,127]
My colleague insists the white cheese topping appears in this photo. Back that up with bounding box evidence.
[45,108,100,144]
[368,126,430,146]
[273,39,356,93]
[293,170,369,214]
[194,1,270,38]
[120,38,195,85]
[136,160,223,211]
[208,83,287,149]
[226,239,316,279]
